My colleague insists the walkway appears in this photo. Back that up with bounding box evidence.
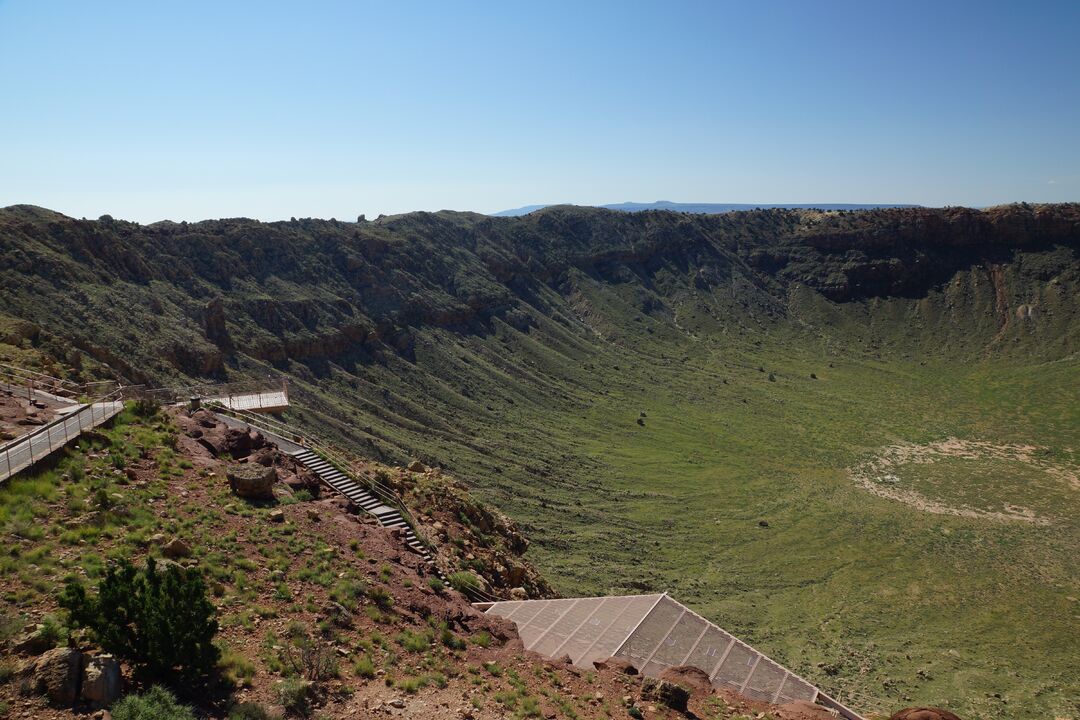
[213,410,454,588]
[202,389,289,413]
[1,400,124,482]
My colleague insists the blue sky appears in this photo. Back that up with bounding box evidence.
[1,1,1077,222]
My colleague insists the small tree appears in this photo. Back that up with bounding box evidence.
[60,558,219,682]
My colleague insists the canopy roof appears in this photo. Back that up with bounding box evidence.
[479,593,863,720]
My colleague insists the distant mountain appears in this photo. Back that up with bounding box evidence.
[493,201,922,216]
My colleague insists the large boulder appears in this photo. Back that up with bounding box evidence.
[162,537,192,559]
[659,665,713,693]
[12,625,55,656]
[227,463,277,500]
[592,657,638,675]
[640,676,690,713]
[890,709,963,720]
[80,655,121,709]
[21,647,82,705]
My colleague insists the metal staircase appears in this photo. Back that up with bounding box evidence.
[206,405,484,593]
[289,447,436,567]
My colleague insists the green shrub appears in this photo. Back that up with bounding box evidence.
[37,613,66,648]
[396,628,432,652]
[111,686,195,720]
[366,585,394,610]
[329,579,366,610]
[353,654,376,679]
[228,702,277,720]
[275,678,313,717]
[427,577,444,593]
[59,558,219,681]
[440,627,466,650]
[447,571,480,594]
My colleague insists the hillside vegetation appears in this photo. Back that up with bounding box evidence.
[1,203,1078,719]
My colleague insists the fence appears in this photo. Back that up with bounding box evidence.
[203,403,503,603]
[129,377,288,411]
[1,389,125,482]
[206,404,413,518]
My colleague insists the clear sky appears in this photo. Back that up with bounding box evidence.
[1,1,1077,222]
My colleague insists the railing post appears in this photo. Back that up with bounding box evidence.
[4,448,10,480]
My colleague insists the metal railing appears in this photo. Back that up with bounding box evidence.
[1,388,125,482]
[129,377,288,410]
[0,363,120,403]
[205,403,503,603]
[206,404,412,515]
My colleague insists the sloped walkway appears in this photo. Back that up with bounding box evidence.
[1,400,124,482]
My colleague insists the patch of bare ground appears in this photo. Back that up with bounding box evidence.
[848,437,1077,524]
[0,386,59,442]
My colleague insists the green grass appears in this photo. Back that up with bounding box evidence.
[3,204,1077,720]
[283,284,1079,719]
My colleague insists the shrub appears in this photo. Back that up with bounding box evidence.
[396,629,432,652]
[353,654,376,679]
[218,644,256,688]
[131,395,161,418]
[447,571,480,594]
[59,558,219,681]
[37,613,66,648]
[275,678,314,717]
[228,702,278,720]
[426,577,444,593]
[280,626,338,681]
[366,585,394,610]
[440,627,466,650]
[329,579,366,610]
[111,686,195,720]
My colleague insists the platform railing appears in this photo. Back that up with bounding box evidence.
[1,388,125,482]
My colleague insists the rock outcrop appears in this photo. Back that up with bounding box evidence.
[21,647,82,706]
[227,463,277,500]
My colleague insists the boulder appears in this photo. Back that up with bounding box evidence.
[509,587,529,600]
[640,676,690,712]
[269,509,285,523]
[659,665,713,694]
[11,625,54,656]
[889,709,963,720]
[592,657,638,675]
[408,459,426,473]
[321,601,353,628]
[162,537,192,559]
[81,655,121,709]
[22,647,83,705]
[227,464,277,500]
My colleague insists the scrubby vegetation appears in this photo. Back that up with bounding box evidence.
[1,203,1078,719]
[61,557,220,681]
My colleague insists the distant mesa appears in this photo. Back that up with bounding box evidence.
[493,201,922,216]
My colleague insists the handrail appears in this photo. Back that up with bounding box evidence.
[1,388,125,482]
[207,404,417,520]
[207,403,503,603]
